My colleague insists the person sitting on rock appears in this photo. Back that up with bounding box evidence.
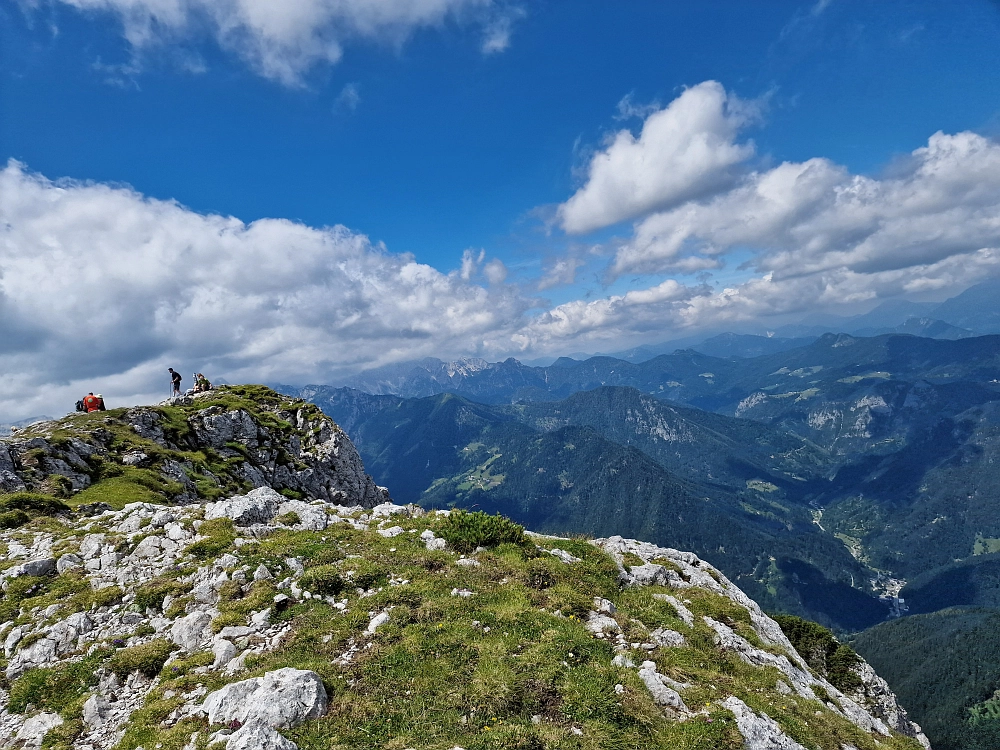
[195,373,212,392]
[83,392,101,413]
[96,394,107,411]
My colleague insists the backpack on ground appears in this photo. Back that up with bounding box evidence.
[75,400,85,413]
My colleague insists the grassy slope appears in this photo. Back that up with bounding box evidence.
[0,505,924,750]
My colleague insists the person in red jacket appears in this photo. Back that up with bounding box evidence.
[83,393,101,413]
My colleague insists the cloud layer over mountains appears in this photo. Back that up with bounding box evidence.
[543,82,1000,340]
[0,163,526,418]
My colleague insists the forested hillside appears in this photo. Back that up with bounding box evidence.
[853,609,1000,750]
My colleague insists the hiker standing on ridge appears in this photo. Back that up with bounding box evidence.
[168,368,182,396]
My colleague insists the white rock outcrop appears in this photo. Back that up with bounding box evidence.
[206,487,283,526]
[225,720,298,750]
[720,696,806,750]
[171,611,213,652]
[202,668,328,729]
[637,661,690,715]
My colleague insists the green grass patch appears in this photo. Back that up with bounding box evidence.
[188,518,236,560]
[8,650,109,713]
[773,614,862,692]
[134,577,192,613]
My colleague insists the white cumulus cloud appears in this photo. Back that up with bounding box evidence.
[50,0,517,85]
[611,130,1000,280]
[558,81,759,234]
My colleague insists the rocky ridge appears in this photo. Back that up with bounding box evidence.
[0,385,388,508]
[0,388,928,750]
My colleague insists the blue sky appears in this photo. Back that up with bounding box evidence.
[3,0,1000,416]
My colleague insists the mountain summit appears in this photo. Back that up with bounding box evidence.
[0,387,928,749]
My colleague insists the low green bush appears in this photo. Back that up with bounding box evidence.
[0,575,52,622]
[188,518,236,560]
[0,492,70,515]
[437,510,525,554]
[346,558,388,590]
[299,564,345,595]
[40,718,84,750]
[133,579,189,612]
[773,613,862,692]
[0,509,30,529]
[106,639,175,679]
[523,558,558,590]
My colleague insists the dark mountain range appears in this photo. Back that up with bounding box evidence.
[308,333,1000,415]
[691,332,818,359]
[853,317,973,340]
[898,553,1000,615]
[286,334,1000,587]
[929,278,1000,334]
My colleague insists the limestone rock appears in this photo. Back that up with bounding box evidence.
[593,597,616,615]
[721,696,807,750]
[82,694,111,727]
[7,612,93,679]
[703,616,817,700]
[585,612,620,634]
[366,612,390,634]
[652,593,695,627]
[845,661,931,749]
[56,553,82,574]
[206,487,282,526]
[1,557,56,588]
[171,611,213,652]
[225,720,298,750]
[202,668,328,729]
[549,548,581,564]
[213,638,238,669]
[649,627,686,648]
[79,534,106,560]
[132,535,178,559]
[637,661,689,715]
[276,500,328,530]
[15,712,63,748]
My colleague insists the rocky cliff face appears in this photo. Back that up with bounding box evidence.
[0,388,928,750]
[0,385,389,509]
